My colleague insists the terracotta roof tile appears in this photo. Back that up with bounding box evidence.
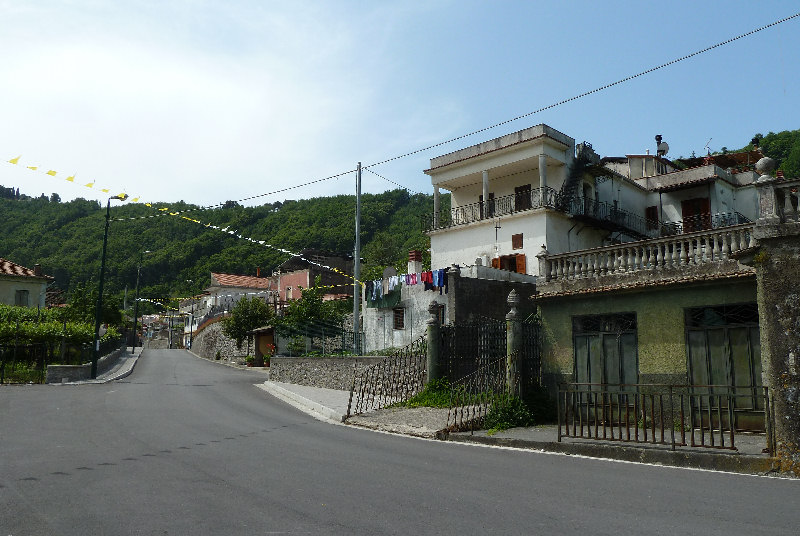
[533,270,755,299]
[210,272,274,289]
[0,258,53,279]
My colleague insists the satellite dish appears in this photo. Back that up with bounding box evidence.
[657,142,669,156]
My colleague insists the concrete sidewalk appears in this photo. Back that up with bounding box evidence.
[258,381,784,476]
[59,346,144,385]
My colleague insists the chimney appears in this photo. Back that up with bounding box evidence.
[33,264,42,276]
[408,250,423,274]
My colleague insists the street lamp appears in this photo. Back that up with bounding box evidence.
[131,250,152,354]
[91,193,129,379]
[186,279,194,349]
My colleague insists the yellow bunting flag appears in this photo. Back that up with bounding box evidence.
[27,165,37,171]
[132,197,140,202]
[85,182,95,188]
[101,188,110,193]
[46,170,57,176]
[66,175,75,182]
[8,155,20,164]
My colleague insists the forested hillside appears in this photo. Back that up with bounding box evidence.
[0,188,441,310]
[2,128,797,311]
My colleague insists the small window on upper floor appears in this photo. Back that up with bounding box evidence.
[15,289,29,307]
[393,308,405,330]
[512,233,523,250]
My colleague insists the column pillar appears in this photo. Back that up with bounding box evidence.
[506,290,523,398]
[538,154,548,190]
[482,171,490,218]
[746,158,800,475]
[433,186,441,228]
[426,301,443,384]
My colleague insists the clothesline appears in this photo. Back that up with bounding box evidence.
[365,268,449,302]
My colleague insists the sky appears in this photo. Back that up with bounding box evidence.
[1,1,799,209]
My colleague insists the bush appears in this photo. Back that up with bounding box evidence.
[484,394,533,434]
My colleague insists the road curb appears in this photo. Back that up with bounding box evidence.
[445,432,780,475]
[257,382,346,424]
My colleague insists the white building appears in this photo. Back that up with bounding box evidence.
[0,258,53,308]
[424,124,760,276]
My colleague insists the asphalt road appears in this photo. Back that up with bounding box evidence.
[2,349,798,535]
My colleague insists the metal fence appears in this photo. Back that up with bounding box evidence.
[279,319,364,356]
[439,318,506,380]
[346,336,427,417]
[447,355,516,433]
[0,338,125,384]
[557,383,776,454]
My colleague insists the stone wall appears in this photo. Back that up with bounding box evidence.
[45,345,127,383]
[269,356,385,391]
[192,320,250,363]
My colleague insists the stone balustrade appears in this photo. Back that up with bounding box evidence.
[538,223,756,284]
[757,177,800,224]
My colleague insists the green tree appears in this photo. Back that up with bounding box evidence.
[275,276,350,337]
[220,296,274,350]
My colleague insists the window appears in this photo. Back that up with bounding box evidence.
[645,205,659,230]
[286,287,292,300]
[393,308,405,330]
[14,289,29,307]
[492,254,526,274]
[573,313,638,388]
[512,233,523,250]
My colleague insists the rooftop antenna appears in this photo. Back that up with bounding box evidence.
[703,138,712,156]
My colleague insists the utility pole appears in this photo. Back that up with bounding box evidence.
[352,162,362,354]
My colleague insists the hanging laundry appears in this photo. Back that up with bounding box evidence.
[388,275,399,292]
[439,269,448,295]
[365,280,374,301]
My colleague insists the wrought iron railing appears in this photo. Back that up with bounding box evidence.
[424,187,559,232]
[439,319,506,381]
[346,336,427,417]
[447,355,515,433]
[660,211,751,235]
[557,383,776,454]
[558,196,658,239]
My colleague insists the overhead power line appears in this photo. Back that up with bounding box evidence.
[364,11,800,169]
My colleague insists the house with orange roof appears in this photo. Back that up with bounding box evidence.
[0,258,54,308]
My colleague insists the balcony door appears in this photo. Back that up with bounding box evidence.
[681,197,711,233]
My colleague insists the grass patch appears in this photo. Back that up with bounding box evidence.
[395,378,453,408]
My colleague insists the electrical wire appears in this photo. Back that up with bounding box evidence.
[363,12,800,169]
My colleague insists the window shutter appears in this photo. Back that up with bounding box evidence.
[491,257,500,269]
[516,254,526,274]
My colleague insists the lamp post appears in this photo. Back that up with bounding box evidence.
[91,193,129,379]
[186,279,194,349]
[131,250,152,354]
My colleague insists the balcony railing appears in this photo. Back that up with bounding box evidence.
[424,187,559,231]
[660,211,751,235]
[424,185,750,243]
[539,223,756,284]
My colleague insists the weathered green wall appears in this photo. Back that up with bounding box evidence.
[537,278,757,383]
